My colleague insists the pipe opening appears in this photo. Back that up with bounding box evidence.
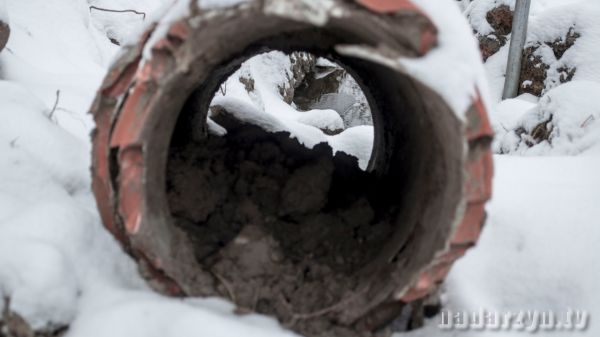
[159,23,463,335]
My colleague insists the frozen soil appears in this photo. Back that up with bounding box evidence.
[166,107,398,335]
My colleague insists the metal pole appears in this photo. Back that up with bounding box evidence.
[502,0,531,99]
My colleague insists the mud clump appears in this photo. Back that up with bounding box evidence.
[487,4,513,35]
[477,5,513,61]
[549,28,580,59]
[518,46,549,97]
[0,20,9,54]
[167,108,397,335]
[518,27,580,97]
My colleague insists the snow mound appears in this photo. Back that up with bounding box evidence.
[295,108,344,132]
[212,96,373,169]
[0,80,136,330]
[210,50,374,168]
[403,154,600,337]
[478,0,600,102]
[495,81,600,155]
[521,1,600,96]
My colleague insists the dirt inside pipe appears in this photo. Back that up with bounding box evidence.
[166,106,401,323]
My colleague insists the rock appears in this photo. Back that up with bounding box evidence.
[518,46,549,97]
[475,5,513,61]
[0,20,9,53]
[518,27,580,97]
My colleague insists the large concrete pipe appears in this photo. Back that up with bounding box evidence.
[90,0,493,336]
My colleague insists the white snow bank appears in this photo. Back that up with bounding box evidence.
[326,125,374,170]
[0,82,89,194]
[465,0,587,34]
[475,0,600,156]
[477,0,600,103]
[69,292,299,337]
[494,81,600,155]
[295,108,345,132]
[401,154,600,337]
[210,50,374,168]
[88,0,162,46]
[0,74,296,337]
[0,0,118,141]
[525,1,600,95]
[212,96,373,169]
[490,93,537,132]
[0,80,138,329]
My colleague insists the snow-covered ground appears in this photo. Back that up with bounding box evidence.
[0,0,599,336]
[208,51,375,169]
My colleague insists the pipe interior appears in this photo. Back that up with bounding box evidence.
[162,26,462,329]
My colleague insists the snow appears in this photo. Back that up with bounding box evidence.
[262,0,336,26]
[401,153,600,337]
[0,0,114,141]
[1,0,600,337]
[198,0,250,10]
[473,0,600,104]
[0,80,129,330]
[210,50,374,168]
[495,81,600,155]
[212,96,373,169]
[511,1,600,97]
[295,108,345,132]
[0,0,7,23]
[0,68,299,337]
[399,0,492,119]
[477,0,600,156]
[490,93,538,132]
[68,293,300,337]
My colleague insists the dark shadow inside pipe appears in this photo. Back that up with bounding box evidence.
[164,26,462,334]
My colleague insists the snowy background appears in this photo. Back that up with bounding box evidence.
[0,0,599,336]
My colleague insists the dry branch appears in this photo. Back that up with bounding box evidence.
[89,6,146,19]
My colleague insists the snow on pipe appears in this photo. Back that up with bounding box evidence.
[502,0,531,99]
[90,0,493,336]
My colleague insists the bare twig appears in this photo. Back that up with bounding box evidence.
[581,115,595,128]
[89,6,146,19]
[212,272,236,302]
[48,90,60,121]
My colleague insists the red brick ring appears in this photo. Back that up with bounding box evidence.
[90,0,493,336]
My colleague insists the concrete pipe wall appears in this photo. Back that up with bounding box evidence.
[90,0,493,336]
